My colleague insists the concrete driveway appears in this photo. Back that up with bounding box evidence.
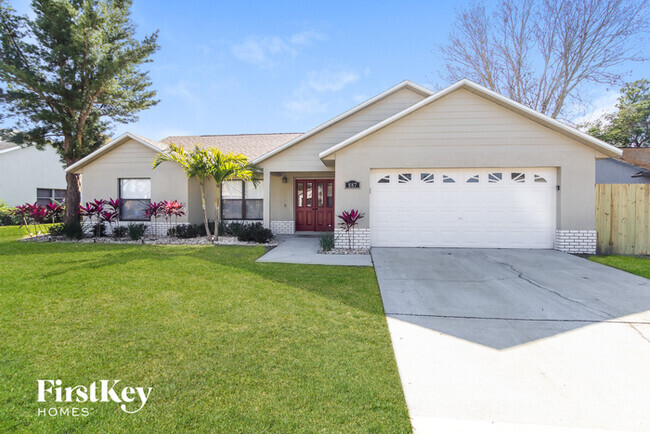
[372,248,650,433]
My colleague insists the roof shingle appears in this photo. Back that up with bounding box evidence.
[161,133,302,160]
[621,148,650,171]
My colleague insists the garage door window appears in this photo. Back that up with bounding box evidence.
[534,175,548,183]
[398,173,412,183]
[488,172,503,183]
[421,173,434,183]
[378,175,390,184]
[466,174,480,183]
[443,175,455,183]
[511,172,526,183]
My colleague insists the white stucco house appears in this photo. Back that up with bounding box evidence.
[0,142,67,206]
[66,79,622,254]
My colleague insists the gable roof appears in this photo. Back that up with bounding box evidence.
[251,80,434,164]
[620,148,650,171]
[162,133,301,161]
[0,141,22,154]
[319,79,623,160]
[65,132,302,173]
[66,132,166,173]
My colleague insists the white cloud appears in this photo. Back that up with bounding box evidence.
[284,68,364,119]
[283,96,327,120]
[572,90,620,126]
[231,30,326,68]
[288,30,326,46]
[162,80,201,106]
[306,69,361,93]
[352,94,369,104]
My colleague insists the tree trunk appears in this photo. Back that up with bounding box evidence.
[199,180,212,241]
[214,185,221,243]
[64,170,82,225]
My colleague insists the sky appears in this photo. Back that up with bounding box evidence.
[6,0,650,140]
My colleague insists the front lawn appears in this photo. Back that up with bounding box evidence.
[589,255,650,279]
[0,227,410,432]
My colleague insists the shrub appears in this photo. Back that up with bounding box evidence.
[168,224,200,239]
[49,223,65,236]
[225,222,244,237]
[319,233,335,251]
[57,222,83,239]
[337,209,365,250]
[236,222,274,244]
[112,226,129,239]
[0,200,19,225]
[127,223,147,240]
[91,222,107,237]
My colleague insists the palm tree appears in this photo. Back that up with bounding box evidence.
[205,148,260,241]
[153,144,214,241]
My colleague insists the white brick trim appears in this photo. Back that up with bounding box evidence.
[334,228,370,249]
[554,230,596,254]
[270,220,294,235]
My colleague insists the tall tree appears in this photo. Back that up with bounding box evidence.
[438,0,648,119]
[583,79,650,147]
[205,148,259,242]
[153,145,215,242]
[0,0,159,224]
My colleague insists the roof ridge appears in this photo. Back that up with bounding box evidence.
[164,132,302,138]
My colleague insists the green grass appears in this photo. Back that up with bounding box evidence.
[589,255,650,279]
[0,226,410,432]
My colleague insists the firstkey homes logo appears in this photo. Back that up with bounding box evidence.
[37,379,152,416]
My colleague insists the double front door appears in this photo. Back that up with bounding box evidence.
[295,179,334,231]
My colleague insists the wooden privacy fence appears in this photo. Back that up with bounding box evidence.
[596,184,650,255]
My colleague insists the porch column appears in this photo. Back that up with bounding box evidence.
[263,168,271,229]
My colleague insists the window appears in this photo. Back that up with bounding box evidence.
[398,173,412,183]
[37,188,66,206]
[511,172,526,183]
[221,180,263,220]
[534,174,547,183]
[442,175,455,183]
[466,174,480,183]
[488,172,502,183]
[119,179,151,221]
[326,182,333,207]
[378,175,390,184]
[420,173,434,183]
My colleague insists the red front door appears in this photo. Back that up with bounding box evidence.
[295,179,334,231]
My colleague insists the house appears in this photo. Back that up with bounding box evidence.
[596,148,650,184]
[0,142,67,206]
[66,79,622,254]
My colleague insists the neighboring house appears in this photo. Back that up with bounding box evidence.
[596,148,650,184]
[67,79,622,254]
[0,142,67,206]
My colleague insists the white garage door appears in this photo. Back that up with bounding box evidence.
[370,168,557,248]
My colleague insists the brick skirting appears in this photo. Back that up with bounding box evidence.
[270,221,294,235]
[554,230,596,254]
[334,228,370,249]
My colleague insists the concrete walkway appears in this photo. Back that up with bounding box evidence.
[372,248,650,433]
[256,235,372,266]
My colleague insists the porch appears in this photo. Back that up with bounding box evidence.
[263,171,336,235]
